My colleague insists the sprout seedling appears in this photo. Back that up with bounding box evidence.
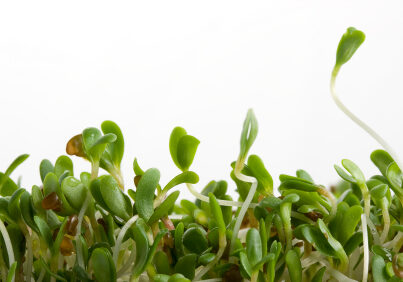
[0,28,401,282]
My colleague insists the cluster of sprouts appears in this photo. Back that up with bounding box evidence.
[0,27,401,282]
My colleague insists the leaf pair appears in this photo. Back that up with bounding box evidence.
[90,175,132,221]
[0,154,29,196]
[169,127,200,172]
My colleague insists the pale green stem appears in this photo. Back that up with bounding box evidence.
[380,198,390,244]
[229,159,258,257]
[331,72,403,170]
[0,219,15,282]
[113,215,139,265]
[280,202,293,252]
[24,230,33,282]
[361,214,369,282]
[186,183,258,208]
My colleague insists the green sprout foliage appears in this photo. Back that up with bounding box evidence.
[0,27,402,282]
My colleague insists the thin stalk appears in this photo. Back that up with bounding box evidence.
[280,202,293,252]
[186,183,258,208]
[117,244,136,278]
[113,215,139,265]
[330,72,403,170]
[380,198,390,244]
[75,191,91,269]
[0,219,15,277]
[229,159,258,256]
[0,246,7,282]
[361,214,369,282]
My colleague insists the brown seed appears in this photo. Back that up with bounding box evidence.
[97,218,108,232]
[304,211,323,222]
[66,215,79,236]
[42,192,62,211]
[60,236,74,256]
[66,134,86,157]
[134,175,142,187]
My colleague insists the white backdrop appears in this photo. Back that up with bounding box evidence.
[1,1,402,199]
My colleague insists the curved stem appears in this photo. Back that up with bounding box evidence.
[113,215,139,265]
[186,183,258,208]
[330,73,403,170]
[0,219,15,273]
[229,159,258,256]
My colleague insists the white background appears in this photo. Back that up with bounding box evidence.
[0,1,402,199]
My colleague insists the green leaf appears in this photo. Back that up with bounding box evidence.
[311,266,326,282]
[334,205,363,245]
[101,120,124,168]
[246,228,262,267]
[371,254,388,282]
[239,252,252,278]
[386,162,403,196]
[61,176,86,211]
[168,273,191,282]
[176,135,200,172]
[175,222,185,257]
[43,172,59,196]
[20,191,39,233]
[198,253,215,265]
[148,191,180,225]
[90,247,117,282]
[162,171,199,193]
[343,232,363,256]
[334,165,356,184]
[370,184,388,200]
[82,127,116,163]
[8,188,25,221]
[34,216,53,249]
[285,249,302,282]
[98,175,131,221]
[182,227,208,254]
[133,158,145,176]
[294,225,336,257]
[169,127,188,170]
[342,159,366,184]
[174,253,197,280]
[6,261,17,282]
[154,251,172,275]
[0,173,18,197]
[371,150,395,177]
[39,159,54,182]
[132,219,150,278]
[239,109,258,161]
[335,27,365,68]
[5,154,29,177]
[208,193,226,235]
[135,168,160,221]
[317,219,348,268]
[247,154,273,195]
[54,155,73,179]
[296,169,314,183]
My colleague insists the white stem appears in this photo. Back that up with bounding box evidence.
[113,215,138,265]
[330,75,403,169]
[76,192,91,268]
[186,183,258,208]
[117,244,136,277]
[0,219,15,274]
[361,214,369,282]
[229,162,258,256]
